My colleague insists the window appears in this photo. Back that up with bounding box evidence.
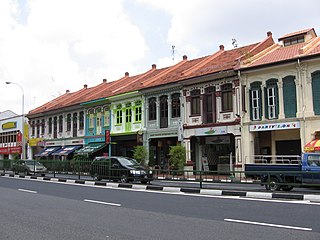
[48,118,52,134]
[190,89,200,115]
[250,82,262,121]
[251,89,260,120]
[59,115,63,132]
[36,120,40,137]
[149,97,156,120]
[125,108,132,123]
[31,121,35,136]
[96,110,102,135]
[221,83,233,111]
[283,35,304,46]
[79,111,84,130]
[203,86,215,123]
[312,71,320,115]
[171,93,180,118]
[88,109,94,128]
[67,114,71,131]
[116,105,122,124]
[53,117,57,138]
[103,107,110,127]
[160,95,168,128]
[135,101,142,122]
[41,119,45,135]
[265,79,278,119]
[283,76,297,118]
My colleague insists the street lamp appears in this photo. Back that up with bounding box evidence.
[6,81,26,159]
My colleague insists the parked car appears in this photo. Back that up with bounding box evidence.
[90,156,153,184]
[12,160,47,176]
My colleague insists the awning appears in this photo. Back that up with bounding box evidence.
[34,146,61,157]
[304,139,320,152]
[75,143,105,155]
[52,145,82,156]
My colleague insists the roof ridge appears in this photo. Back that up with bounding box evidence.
[181,50,224,76]
[299,36,320,55]
[112,67,157,93]
[142,58,188,87]
[240,44,280,67]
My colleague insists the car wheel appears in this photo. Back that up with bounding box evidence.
[141,179,148,184]
[41,173,46,177]
[265,177,281,191]
[93,174,102,181]
[120,174,128,183]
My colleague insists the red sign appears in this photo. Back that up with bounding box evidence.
[105,130,110,144]
[0,146,22,154]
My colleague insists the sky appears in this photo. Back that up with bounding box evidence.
[1,0,320,115]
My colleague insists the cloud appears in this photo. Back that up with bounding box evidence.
[0,0,148,113]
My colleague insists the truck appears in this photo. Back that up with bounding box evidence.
[245,153,320,191]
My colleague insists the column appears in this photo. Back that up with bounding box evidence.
[277,80,285,119]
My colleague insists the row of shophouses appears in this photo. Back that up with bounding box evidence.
[1,27,320,171]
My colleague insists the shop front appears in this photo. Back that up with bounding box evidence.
[184,125,241,171]
[248,121,301,157]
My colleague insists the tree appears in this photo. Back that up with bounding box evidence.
[168,144,186,171]
[133,146,148,166]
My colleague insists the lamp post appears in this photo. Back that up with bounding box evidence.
[6,81,26,159]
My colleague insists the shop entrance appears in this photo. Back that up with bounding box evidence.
[276,140,301,156]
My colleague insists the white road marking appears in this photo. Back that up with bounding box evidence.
[224,218,312,231]
[18,188,37,194]
[4,176,320,205]
[84,199,121,207]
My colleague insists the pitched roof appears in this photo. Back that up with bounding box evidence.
[241,28,320,69]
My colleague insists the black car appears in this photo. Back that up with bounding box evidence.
[90,156,152,184]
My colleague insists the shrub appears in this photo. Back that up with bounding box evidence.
[169,144,186,171]
[133,146,148,166]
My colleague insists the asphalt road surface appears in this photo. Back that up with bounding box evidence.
[1,176,320,240]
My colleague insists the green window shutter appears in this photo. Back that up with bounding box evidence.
[283,76,297,118]
[275,85,279,118]
[312,71,320,115]
[249,89,253,120]
[258,88,262,120]
[264,87,268,119]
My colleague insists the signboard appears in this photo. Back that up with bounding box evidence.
[0,146,22,154]
[2,122,17,130]
[201,157,210,171]
[249,121,300,132]
[194,126,227,136]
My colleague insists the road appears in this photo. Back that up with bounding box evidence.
[1,176,320,240]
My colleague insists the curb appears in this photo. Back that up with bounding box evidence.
[2,173,320,202]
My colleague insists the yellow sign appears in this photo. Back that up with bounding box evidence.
[29,138,43,147]
[2,122,17,130]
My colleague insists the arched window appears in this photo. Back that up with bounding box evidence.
[148,97,156,120]
[283,76,296,118]
[312,71,320,115]
[171,93,180,118]
[190,89,200,115]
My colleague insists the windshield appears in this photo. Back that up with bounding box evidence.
[117,157,139,166]
[25,160,42,166]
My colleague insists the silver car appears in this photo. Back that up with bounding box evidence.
[12,160,47,176]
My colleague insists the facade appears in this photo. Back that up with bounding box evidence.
[23,27,320,172]
[27,86,94,159]
[0,110,25,160]
[239,28,320,164]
